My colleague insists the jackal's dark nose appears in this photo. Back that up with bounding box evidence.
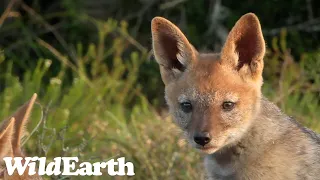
[194,132,211,146]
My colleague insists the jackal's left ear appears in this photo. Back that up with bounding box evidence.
[10,93,37,156]
[151,17,197,84]
[221,13,265,82]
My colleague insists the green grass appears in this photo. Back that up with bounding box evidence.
[0,16,319,180]
[0,18,203,179]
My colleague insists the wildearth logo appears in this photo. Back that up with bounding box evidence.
[3,157,135,176]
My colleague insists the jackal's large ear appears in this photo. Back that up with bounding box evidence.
[151,17,197,84]
[9,93,37,156]
[221,13,265,83]
[0,118,14,159]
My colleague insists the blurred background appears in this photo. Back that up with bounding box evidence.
[0,0,319,179]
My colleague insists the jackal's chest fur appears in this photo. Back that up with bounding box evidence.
[204,153,236,179]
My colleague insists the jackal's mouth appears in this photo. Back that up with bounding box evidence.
[196,146,218,154]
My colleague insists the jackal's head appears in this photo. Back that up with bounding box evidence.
[0,94,42,179]
[151,13,265,154]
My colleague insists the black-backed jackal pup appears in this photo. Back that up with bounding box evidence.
[151,13,320,179]
[0,94,41,179]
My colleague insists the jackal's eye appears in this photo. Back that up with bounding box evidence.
[180,102,192,113]
[222,101,235,111]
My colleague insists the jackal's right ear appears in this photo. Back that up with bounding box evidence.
[0,118,14,159]
[151,17,197,84]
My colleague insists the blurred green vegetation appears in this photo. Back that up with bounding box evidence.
[0,0,319,179]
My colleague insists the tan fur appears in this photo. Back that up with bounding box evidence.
[0,118,15,161]
[152,13,320,179]
[0,93,42,180]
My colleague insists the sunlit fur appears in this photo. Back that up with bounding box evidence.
[152,13,320,179]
